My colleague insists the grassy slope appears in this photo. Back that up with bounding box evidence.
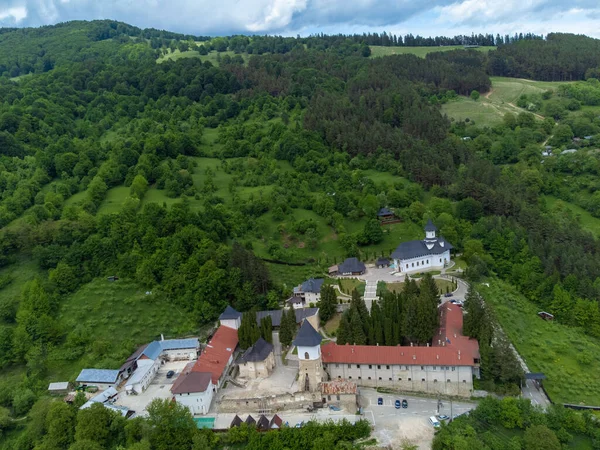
[157,49,247,66]
[51,278,202,380]
[544,195,600,238]
[479,279,600,406]
[369,45,495,59]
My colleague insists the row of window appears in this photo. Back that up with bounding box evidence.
[330,364,457,371]
[340,375,467,383]
[405,258,445,270]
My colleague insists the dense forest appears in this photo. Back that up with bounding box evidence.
[0,20,600,448]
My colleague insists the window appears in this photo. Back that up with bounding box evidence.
[348,364,351,368]
[406,264,409,269]
[356,364,360,369]
[336,395,340,401]
[377,365,381,369]
[358,376,362,380]
[386,365,390,369]
[336,364,339,368]
[389,377,392,381]
[378,377,382,380]
[349,376,352,379]
[451,367,455,371]
[338,376,341,379]
[368,376,371,380]
[447,379,451,383]
[405,366,409,370]
[426,259,429,264]
[433,366,436,371]
[439,258,442,263]
[421,366,424,370]
[463,380,466,383]
[412,263,414,267]
[408,378,411,381]
[421,378,425,382]
[399,378,402,381]
[304,352,309,360]
[368,365,372,369]
[328,395,331,401]
[434,379,438,383]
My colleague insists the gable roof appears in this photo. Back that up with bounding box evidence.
[230,415,243,428]
[219,305,242,320]
[76,369,120,384]
[338,257,365,274]
[171,369,212,394]
[257,415,270,431]
[159,338,199,351]
[245,415,256,425]
[424,219,438,232]
[298,278,324,294]
[293,320,322,347]
[141,341,163,360]
[238,337,273,364]
[193,325,238,385]
[255,308,318,327]
[391,237,453,260]
[376,257,390,265]
[377,207,394,216]
[287,296,303,305]
[270,414,283,429]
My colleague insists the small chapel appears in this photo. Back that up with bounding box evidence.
[391,219,453,274]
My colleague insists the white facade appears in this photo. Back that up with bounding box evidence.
[220,318,241,330]
[162,348,197,361]
[125,359,160,394]
[304,292,320,306]
[175,383,214,415]
[396,250,450,274]
[298,344,321,361]
[324,363,475,397]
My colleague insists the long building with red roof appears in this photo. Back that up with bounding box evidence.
[321,303,479,397]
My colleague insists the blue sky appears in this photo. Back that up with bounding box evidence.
[0,0,599,38]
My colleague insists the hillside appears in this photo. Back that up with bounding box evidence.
[1,21,600,448]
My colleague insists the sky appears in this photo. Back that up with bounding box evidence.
[0,0,599,39]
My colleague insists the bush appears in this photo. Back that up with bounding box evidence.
[12,388,36,416]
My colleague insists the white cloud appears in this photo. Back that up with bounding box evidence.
[247,0,308,32]
[0,6,27,22]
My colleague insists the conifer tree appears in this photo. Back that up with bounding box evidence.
[239,312,260,349]
[279,308,295,347]
[336,311,351,345]
[260,315,272,343]
[350,309,367,345]
[319,285,337,324]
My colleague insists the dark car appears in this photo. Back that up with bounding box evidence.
[166,370,175,379]
[444,293,453,297]
[377,397,383,406]
[438,414,449,420]
[402,399,408,408]
[395,400,401,409]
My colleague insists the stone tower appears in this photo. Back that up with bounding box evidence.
[293,319,324,393]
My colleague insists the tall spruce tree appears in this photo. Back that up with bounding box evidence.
[350,309,367,345]
[336,311,351,345]
[260,315,272,343]
[279,308,296,347]
[239,312,260,349]
[319,285,337,324]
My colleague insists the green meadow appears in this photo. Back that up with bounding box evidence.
[369,45,495,59]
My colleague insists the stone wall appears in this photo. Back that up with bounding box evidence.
[217,391,323,413]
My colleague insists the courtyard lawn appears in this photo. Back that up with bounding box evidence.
[379,278,454,294]
[479,279,600,406]
[338,278,366,296]
[324,313,342,336]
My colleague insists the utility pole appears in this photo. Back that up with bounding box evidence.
[451,399,453,421]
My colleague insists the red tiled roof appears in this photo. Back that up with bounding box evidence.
[322,303,479,367]
[193,325,238,385]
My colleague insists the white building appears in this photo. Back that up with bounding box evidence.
[125,359,160,394]
[171,363,214,415]
[76,369,121,391]
[292,278,325,307]
[219,306,242,330]
[392,220,452,274]
[293,320,325,393]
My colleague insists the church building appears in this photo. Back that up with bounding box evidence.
[392,219,452,274]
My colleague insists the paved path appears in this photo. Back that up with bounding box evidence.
[363,280,378,311]
[272,331,282,368]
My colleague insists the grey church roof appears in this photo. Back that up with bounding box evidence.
[238,337,273,363]
[255,308,319,327]
[219,305,242,320]
[338,257,365,274]
[297,278,324,294]
[424,219,437,232]
[391,237,453,260]
[293,320,323,347]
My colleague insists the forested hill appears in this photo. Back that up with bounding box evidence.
[488,33,600,81]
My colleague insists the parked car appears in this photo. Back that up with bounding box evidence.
[377,397,383,405]
[166,370,175,378]
[444,293,453,297]
[429,416,441,428]
[402,399,408,408]
[455,301,464,307]
[438,414,449,420]
[395,400,401,409]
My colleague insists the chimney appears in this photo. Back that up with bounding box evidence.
[458,350,461,360]
[412,355,416,360]
[351,348,354,354]
[401,352,404,356]
[376,343,379,346]
[454,333,457,338]
[436,355,439,360]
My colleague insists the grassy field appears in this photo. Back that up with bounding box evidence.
[53,278,202,379]
[338,278,366,296]
[0,256,43,305]
[381,278,454,294]
[369,45,494,59]
[544,196,600,238]
[157,49,247,66]
[97,186,131,215]
[479,279,600,406]
[324,313,342,335]
[441,76,575,127]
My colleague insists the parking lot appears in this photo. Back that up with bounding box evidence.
[360,388,476,449]
[115,360,191,416]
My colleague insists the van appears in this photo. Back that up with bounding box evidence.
[429,416,441,428]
